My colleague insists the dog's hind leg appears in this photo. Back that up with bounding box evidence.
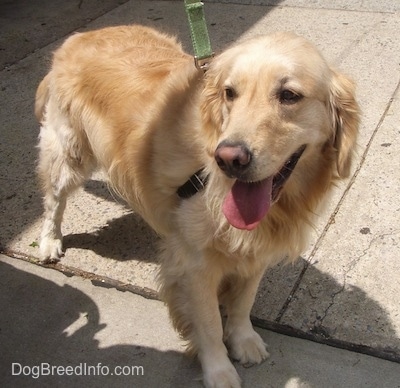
[37,104,94,262]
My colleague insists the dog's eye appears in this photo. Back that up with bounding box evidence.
[279,89,302,104]
[224,87,236,101]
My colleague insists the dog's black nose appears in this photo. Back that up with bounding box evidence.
[214,142,252,178]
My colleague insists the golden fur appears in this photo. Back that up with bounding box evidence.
[36,25,359,387]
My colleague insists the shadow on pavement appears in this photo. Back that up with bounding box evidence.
[1,257,399,387]
[0,260,199,387]
[254,260,400,363]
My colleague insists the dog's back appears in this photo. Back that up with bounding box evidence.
[36,25,205,240]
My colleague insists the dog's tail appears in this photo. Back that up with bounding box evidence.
[35,74,50,123]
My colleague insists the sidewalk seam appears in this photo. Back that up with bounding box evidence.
[0,249,160,300]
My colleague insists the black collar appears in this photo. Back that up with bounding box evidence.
[177,169,208,199]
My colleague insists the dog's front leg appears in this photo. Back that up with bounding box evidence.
[222,271,270,366]
[191,273,241,388]
[159,247,241,388]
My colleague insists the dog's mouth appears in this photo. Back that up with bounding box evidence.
[222,145,306,230]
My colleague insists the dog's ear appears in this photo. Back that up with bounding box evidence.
[200,67,225,155]
[328,69,360,178]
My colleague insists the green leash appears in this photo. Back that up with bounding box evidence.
[184,0,214,70]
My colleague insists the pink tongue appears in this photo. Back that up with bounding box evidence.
[222,178,273,230]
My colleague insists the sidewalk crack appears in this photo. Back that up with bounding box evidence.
[311,228,400,337]
[274,80,400,324]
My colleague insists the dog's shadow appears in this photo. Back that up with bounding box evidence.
[62,180,160,264]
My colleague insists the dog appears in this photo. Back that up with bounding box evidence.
[35,25,359,387]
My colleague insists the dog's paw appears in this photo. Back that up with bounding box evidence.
[203,362,241,388]
[226,327,269,366]
[39,237,64,263]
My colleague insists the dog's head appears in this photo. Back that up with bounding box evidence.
[200,32,359,230]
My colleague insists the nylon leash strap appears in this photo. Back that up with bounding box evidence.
[184,0,214,70]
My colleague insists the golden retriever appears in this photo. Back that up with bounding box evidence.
[35,25,359,387]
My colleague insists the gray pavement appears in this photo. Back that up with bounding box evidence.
[1,0,400,386]
[1,254,399,387]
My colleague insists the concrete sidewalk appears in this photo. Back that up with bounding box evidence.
[1,0,400,386]
[1,254,399,387]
